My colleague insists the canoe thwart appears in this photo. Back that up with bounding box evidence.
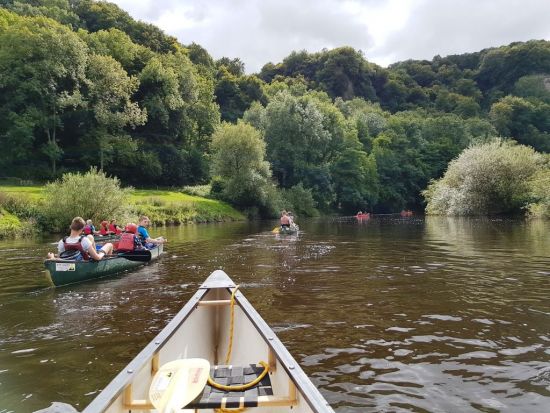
[197,299,232,307]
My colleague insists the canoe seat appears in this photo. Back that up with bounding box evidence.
[186,364,273,409]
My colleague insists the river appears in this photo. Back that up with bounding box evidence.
[0,217,549,412]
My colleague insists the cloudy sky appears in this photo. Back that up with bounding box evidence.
[110,0,550,73]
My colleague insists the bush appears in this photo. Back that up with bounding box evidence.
[527,166,550,218]
[424,139,544,216]
[41,168,133,232]
[181,185,211,198]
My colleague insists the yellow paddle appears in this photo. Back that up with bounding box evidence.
[272,226,280,233]
[149,358,210,413]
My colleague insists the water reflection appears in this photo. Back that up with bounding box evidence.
[0,218,549,412]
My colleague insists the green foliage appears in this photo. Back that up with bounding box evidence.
[280,183,318,217]
[210,122,280,217]
[42,168,133,231]
[84,54,146,170]
[424,140,544,215]
[0,207,34,238]
[72,0,177,53]
[489,95,550,152]
[5,0,80,27]
[181,185,211,198]
[527,159,550,218]
[331,149,379,213]
[513,74,550,103]
[0,9,88,175]
[0,191,40,219]
[131,190,244,225]
[2,0,550,218]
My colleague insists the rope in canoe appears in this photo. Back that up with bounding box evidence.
[209,285,269,412]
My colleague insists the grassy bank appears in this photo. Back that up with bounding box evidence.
[0,185,245,238]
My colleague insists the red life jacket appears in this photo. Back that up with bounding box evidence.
[63,235,90,260]
[116,232,136,252]
[83,225,92,235]
[109,223,122,235]
[99,226,108,235]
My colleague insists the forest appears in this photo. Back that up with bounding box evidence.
[0,0,549,216]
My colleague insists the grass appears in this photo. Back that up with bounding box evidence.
[0,207,34,238]
[0,185,44,200]
[0,185,245,235]
[130,189,244,225]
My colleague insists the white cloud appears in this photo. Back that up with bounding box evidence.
[109,0,550,72]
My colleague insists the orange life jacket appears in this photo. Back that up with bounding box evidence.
[116,232,137,252]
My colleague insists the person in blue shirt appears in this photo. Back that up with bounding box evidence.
[137,215,166,249]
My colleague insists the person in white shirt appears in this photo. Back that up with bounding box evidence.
[47,217,113,260]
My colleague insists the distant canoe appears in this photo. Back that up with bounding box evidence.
[44,244,163,287]
[82,270,334,413]
[93,234,120,243]
[356,213,370,219]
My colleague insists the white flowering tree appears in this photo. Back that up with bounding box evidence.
[424,139,545,216]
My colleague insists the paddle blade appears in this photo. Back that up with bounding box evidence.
[117,250,152,262]
[149,358,210,413]
[272,226,280,233]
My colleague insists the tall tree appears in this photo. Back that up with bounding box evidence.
[84,54,146,170]
[0,10,87,175]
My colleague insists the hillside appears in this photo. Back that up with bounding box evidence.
[0,0,549,214]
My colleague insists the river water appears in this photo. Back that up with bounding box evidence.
[0,217,549,412]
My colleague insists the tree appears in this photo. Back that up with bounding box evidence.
[424,139,544,215]
[80,27,150,75]
[489,95,550,152]
[331,148,378,212]
[84,54,146,170]
[210,122,279,216]
[0,10,87,176]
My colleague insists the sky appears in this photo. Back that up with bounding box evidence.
[110,0,550,73]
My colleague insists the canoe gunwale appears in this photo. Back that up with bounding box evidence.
[82,286,209,413]
[231,288,332,412]
[82,270,333,413]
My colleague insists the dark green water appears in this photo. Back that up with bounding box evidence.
[0,217,549,412]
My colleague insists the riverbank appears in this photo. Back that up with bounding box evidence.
[0,186,245,238]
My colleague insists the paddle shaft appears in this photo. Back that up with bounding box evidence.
[116,250,152,262]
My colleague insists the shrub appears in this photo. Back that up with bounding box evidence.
[527,166,550,218]
[41,168,133,232]
[424,139,544,216]
[181,185,211,198]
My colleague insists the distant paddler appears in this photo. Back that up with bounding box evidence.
[280,210,291,230]
[137,215,167,249]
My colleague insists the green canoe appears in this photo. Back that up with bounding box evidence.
[44,244,163,287]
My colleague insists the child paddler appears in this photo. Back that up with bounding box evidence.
[137,216,167,249]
